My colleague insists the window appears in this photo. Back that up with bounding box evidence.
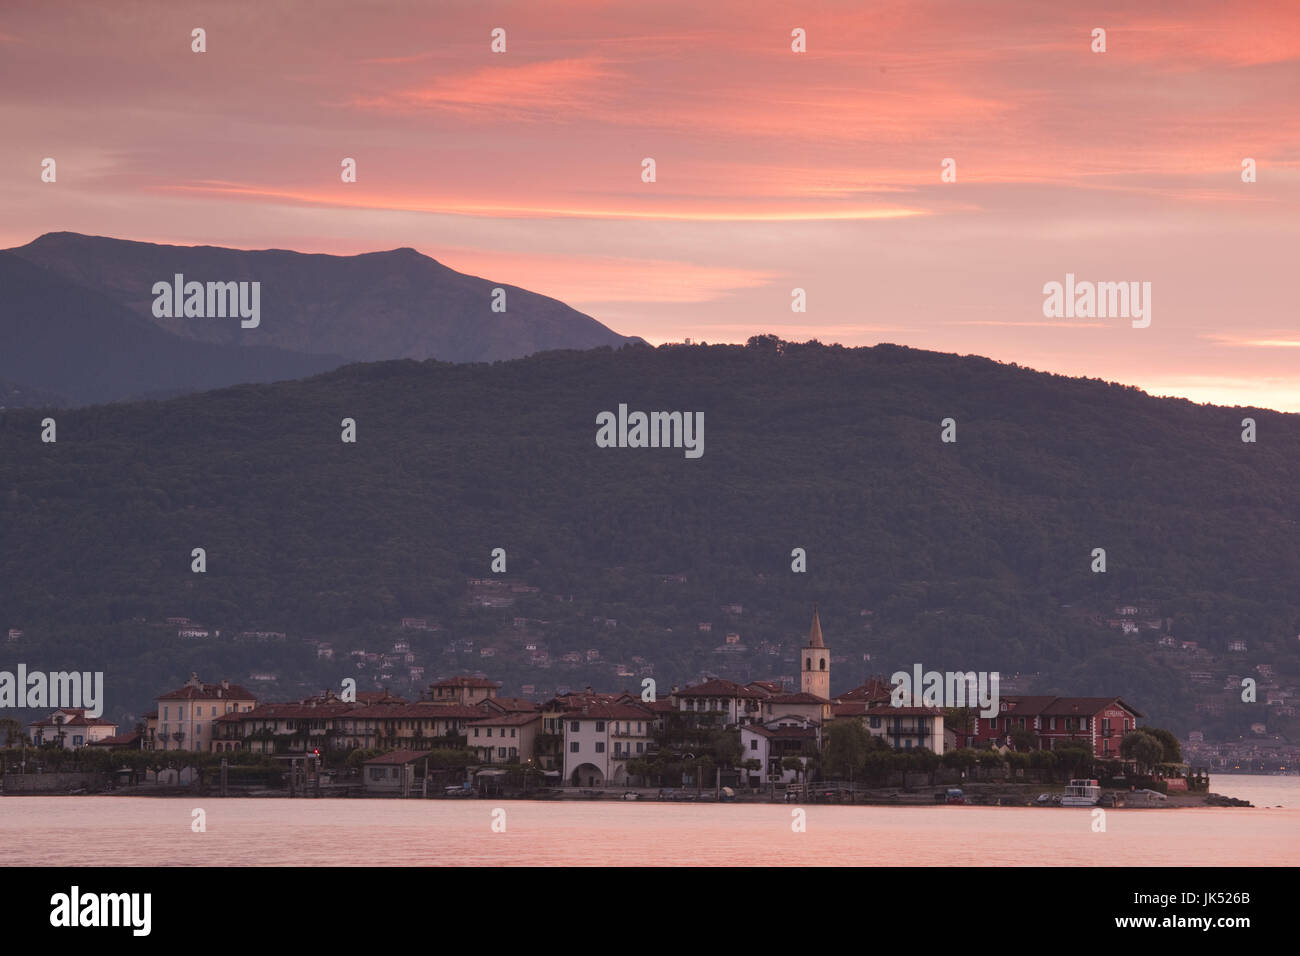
[595,742,605,753]
[636,742,643,753]
[750,739,758,751]
[595,721,605,732]
[637,722,642,732]
[511,728,516,738]
[473,728,479,737]
[614,743,621,755]
[569,742,579,753]
[806,658,811,670]
[498,747,506,758]
[509,748,517,758]
[870,717,881,729]
[820,658,826,671]
[486,728,492,737]
[164,707,169,720]
[570,721,580,732]
[1049,717,1056,730]
[178,707,184,720]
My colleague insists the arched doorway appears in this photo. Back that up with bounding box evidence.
[570,763,605,787]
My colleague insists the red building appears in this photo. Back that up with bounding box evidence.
[971,695,1143,758]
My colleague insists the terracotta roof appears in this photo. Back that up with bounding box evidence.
[1039,697,1143,718]
[675,678,764,699]
[89,731,140,747]
[835,677,895,702]
[747,680,783,694]
[1000,696,1059,716]
[468,712,542,727]
[226,702,355,720]
[564,702,653,721]
[766,692,826,704]
[403,703,485,719]
[744,724,818,739]
[831,702,869,717]
[29,713,117,727]
[158,680,256,701]
[864,705,943,716]
[480,697,540,713]
[355,691,408,704]
[215,701,486,723]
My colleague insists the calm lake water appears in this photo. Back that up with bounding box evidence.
[2,775,1296,866]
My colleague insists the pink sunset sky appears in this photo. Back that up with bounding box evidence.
[2,0,1298,409]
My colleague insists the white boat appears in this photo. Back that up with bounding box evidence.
[1060,778,1101,807]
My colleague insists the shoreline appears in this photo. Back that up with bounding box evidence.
[0,783,1259,808]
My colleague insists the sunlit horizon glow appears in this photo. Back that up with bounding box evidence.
[1,0,1297,410]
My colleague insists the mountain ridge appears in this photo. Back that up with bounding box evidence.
[9,231,641,365]
[1,340,1296,736]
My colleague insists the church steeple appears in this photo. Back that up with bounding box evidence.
[801,606,830,700]
[808,605,825,648]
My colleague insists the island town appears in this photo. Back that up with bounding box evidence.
[3,611,1228,807]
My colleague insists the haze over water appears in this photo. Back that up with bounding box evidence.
[3,776,1296,866]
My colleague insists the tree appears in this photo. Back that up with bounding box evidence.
[1121,731,1164,774]
[1008,727,1036,753]
[976,750,1003,770]
[781,755,805,784]
[0,718,25,748]
[1141,727,1182,764]
[942,707,978,743]
[822,720,872,779]
[1052,743,1093,780]
[910,747,940,786]
[941,748,978,776]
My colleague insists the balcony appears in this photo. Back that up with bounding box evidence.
[887,726,930,737]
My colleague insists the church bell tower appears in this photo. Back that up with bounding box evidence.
[801,606,830,700]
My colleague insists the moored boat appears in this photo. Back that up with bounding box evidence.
[1060,778,1101,807]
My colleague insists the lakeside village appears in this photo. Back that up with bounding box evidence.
[4,612,1238,808]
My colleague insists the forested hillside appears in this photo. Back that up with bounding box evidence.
[2,338,1296,733]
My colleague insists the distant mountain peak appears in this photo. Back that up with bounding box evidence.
[3,233,642,405]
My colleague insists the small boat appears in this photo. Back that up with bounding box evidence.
[1060,779,1101,807]
[945,788,965,804]
[621,791,640,801]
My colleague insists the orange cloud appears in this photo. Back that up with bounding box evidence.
[352,57,617,118]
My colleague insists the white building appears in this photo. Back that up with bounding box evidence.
[155,674,257,751]
[562,701,654,787]
[28,708,118,749]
